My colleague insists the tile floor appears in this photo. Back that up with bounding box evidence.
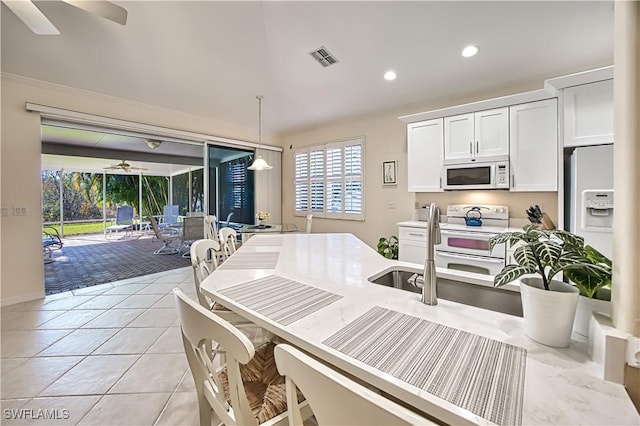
[1,267,201,425]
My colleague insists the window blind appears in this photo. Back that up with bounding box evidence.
[294,137,364,220]
[220,156,254,224]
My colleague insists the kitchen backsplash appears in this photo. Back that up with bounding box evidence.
[414,191,558,222]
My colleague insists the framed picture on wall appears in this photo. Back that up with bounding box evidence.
[382,160,397,185]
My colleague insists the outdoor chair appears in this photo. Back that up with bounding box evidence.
[159,204,180,231]
[223,212,234,228]
[43,226,63,264]
[180,216,205,258]
[105,205,134,239]
[148,215,181,255]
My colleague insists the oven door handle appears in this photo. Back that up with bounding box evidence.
[440,230,498,238]
[435,252,505,263]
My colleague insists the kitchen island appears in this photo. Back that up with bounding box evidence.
[200,233,638,425]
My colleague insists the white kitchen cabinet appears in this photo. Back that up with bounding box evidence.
[444,107,509,163]
[398,225,426,264]
[563,79,613,147]
[443,113,474,162]
[509,98,558,192]
[475,108,510,159]
[407,119,444,192]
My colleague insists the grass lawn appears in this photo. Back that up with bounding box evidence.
[45,222,106,236]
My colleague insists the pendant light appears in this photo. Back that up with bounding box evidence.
[248,95,273,171]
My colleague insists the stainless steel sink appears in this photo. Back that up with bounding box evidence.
[368,268,523,317]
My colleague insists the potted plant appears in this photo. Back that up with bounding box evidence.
[564,245,612,337]
[489,225,611,347]
[377,236,398,260]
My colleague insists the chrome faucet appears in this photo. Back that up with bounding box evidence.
[422,202,441,305]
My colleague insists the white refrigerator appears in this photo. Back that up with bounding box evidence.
[568,144,614,258]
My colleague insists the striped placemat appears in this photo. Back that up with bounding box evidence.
[218,252,280,270]
[218,275,343,326]
[323,306,526,426]
[243,235,284,247]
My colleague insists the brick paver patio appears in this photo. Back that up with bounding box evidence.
[44,234,191,294]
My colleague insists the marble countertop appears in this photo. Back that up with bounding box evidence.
[200,233,639,425]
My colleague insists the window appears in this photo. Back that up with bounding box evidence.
[294,137,364,220]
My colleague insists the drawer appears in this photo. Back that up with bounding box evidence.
[399,240,426,264]
[399,226,427,242]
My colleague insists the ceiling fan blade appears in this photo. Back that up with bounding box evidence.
[2,0,60,35]
[61,0,127,25]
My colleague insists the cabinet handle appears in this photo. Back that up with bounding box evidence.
[511,174,515,188]
[408,233,425,237]
[476,141,479,155]
[469,142,473,155]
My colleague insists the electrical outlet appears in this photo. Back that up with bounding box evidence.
[414,201,420,209]
[13,207,27,216]
[389,201,397,210]
[0,207,8,217]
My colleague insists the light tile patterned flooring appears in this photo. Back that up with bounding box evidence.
[1,267,201,425]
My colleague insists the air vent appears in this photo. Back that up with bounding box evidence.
[309,46,339,67]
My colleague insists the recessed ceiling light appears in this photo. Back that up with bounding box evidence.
[384,70,397,81]
[461,45,479,58]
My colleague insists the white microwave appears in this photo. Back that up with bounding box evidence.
[442,160,510,190]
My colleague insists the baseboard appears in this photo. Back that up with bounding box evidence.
[0,291,45,307]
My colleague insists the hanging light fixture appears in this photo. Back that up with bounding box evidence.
[248,95,273,171]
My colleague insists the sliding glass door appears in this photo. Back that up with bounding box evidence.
[208,145,255,228]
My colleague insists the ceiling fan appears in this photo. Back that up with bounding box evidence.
[2,0,127,35]
[103,160,148,173]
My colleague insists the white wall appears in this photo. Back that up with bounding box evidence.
[0,74,270,305]
[280,81,557,249]
[281,112,415,249]
[254,149,282,225]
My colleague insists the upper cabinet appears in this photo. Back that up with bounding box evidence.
[407,119,444,192]
[563,79,613,147]
[444,107,509,163]
[509,99,558,192]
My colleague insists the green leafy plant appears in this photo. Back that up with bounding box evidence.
[564,245,612,298]
[489,225,611,295]
[377,236,398,260]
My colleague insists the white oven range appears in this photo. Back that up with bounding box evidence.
[434,204,509,276]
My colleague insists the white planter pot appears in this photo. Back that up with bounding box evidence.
[519,277,580,347]
[573,295,612,337]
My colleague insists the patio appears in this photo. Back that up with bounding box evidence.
[44,233,191,295]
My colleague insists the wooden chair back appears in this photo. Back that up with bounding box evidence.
[274,344,434,426]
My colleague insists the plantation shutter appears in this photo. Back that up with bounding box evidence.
[294,150,309,213]
[293,137,364,220]
[310,149,325,213]
[344,142,363,218]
